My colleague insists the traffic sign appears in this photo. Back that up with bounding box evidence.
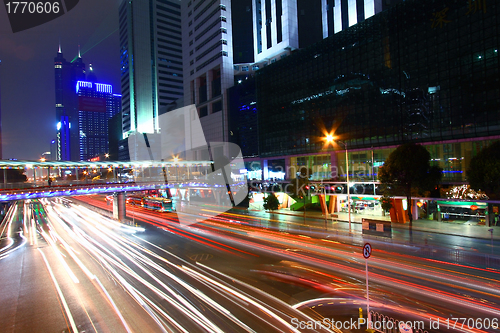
[363,243,372,259]
[399,322,413,333]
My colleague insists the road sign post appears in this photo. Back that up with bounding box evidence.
[363,243,372,329]
[489,228,494,254]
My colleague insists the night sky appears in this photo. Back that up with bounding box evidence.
[0,0,122,160]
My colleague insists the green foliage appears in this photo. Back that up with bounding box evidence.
[379,194,393,212]
[378,143,442,196]
[467,141,500,200]
[263,192,280,211]
[378,143,442,223]
[0,169,27,182]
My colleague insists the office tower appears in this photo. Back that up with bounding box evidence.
[76,81,121,161]
[322,0,403,37]
[182,0,233,159]
[54,45,86,161]
[231,0,254,64]
[252,0,299,63]
[251,0,402,64]
[255,0,500,183]
[119,0,183,139]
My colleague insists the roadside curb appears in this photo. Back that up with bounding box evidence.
[253,210,499,241]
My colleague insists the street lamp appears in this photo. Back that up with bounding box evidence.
[324,134,351,232]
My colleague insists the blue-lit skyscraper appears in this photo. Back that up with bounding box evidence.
[54,45,86,161]
[76,81,121,161]
[55,46,121,161]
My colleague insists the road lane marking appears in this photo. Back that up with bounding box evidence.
[38,248,79,333]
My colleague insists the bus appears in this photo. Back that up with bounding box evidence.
[142,197,174,212]
[126,195,144,206]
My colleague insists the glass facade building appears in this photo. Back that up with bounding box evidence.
[255,0,500,182]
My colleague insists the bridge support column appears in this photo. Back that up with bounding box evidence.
[113,192,127,224]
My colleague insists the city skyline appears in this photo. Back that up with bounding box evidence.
[0,2,498,332]
[0,0,121,160]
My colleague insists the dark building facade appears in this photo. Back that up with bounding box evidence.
[232,0,255,64]
[228,77,259,158]
[108,112,123,161]
[255,0,500,182]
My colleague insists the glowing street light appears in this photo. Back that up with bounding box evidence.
[324,133,351,232]
[325,134,335,144]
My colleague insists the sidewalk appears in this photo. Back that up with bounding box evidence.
[263,208,500,241]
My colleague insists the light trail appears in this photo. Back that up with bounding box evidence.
[47,199,337,333]
[38,248,79,333]
[64,197,500,331]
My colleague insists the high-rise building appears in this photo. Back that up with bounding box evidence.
[255,0,500,183]
[119,0,183,139]
[251,0,403,64]
[183,0,398,161]
[182,0,233,160]
[76,81,121,161]
[54,45,86,161]
[54,46,121,161]
[322,0,403,37]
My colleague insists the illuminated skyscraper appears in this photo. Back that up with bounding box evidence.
[76,81,121,161]
[54,45,85,161]
[54,46,120,161]
[119,0,183,139]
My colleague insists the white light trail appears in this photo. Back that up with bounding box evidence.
[38,248,79,333]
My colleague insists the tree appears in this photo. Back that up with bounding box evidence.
[379,193,393,216]
[378,143,442,226]
[467,141,500,200]
[0,169,27,183]
[263,192,280,211]
[287,167,313,199]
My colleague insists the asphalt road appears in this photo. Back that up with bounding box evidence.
[2,196,500,333]
[74,196,500,333]
[1,199,337,333]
